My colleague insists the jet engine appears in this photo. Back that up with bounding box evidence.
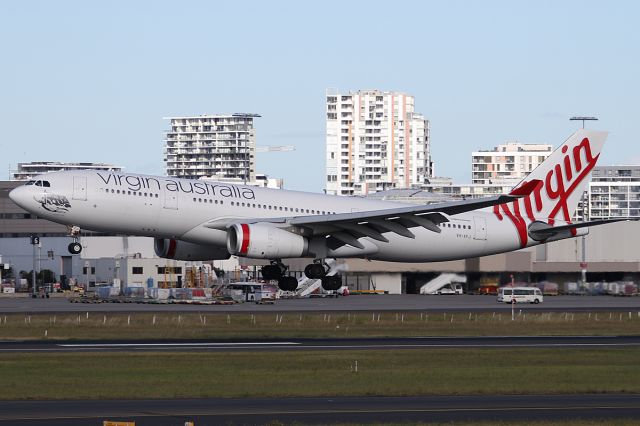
[154,238,230,261]
[227,223,309,259]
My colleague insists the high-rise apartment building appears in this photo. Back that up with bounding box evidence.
[471,142,553,185]
[588,166,640,219]
[164,114,257,182]
[325,90,432,196]
[11,162,121,181]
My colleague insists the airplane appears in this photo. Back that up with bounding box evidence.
[9,129,635,292]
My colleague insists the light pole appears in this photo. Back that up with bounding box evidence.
[570,116,598,287]
[30,236,40,298]
[569,116,598,129]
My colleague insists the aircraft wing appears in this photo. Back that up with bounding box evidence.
[204,180,540,248]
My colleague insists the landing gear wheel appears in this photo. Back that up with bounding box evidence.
[68,242,82,255]
[261,264,285,281]
[304,263,326,279]
[321,275,342,291]
[277,276,298,292]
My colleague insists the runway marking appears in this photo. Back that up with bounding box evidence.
[58,342,300,348]
[0,342,636,352]
[0,405,638,421]
[298,343,640,349]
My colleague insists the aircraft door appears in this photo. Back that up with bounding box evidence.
[163,189,178,210]
[72,176,87,201]
[473,216,487,240]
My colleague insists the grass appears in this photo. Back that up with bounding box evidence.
[0,348,638,400]
[0,311,639,340]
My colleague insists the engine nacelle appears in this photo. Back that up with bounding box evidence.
[227,223,309,259]
[154,238,230,261]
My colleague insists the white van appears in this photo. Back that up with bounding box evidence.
[497,287,543,304]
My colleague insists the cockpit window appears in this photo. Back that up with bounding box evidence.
[42,181,50,187]
[25,181,35,186]
[35,181,42,187]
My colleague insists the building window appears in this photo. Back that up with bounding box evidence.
[132,267,143,275]
[82,267,96,275]
[157,267,183,275]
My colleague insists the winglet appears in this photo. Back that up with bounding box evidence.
[509,179,542,197]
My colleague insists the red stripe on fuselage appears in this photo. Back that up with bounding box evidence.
[240,224,250,255]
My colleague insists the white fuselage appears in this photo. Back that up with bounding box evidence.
[9,170,569,262]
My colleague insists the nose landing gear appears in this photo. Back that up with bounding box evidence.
[67,226,82,255]
[68,241,82,255]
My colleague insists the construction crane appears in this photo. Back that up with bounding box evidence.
[255,145,295,153]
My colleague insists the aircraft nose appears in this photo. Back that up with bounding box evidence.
[9,186,30,210]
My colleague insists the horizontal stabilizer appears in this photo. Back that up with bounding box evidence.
[528,218,638,241]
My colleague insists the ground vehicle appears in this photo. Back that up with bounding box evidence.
[436,284,463,295]
[497,287,543,304]
[224,282,278,303]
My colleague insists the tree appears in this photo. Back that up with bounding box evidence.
[19,269,56,289]
[1,266,14,280]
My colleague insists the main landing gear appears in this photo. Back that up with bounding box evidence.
[305,259,343,291]
[320,275,342,291]
[67,225,82,255]
[304,260,328,280]
[261,261,298,292]
[262,259,343,293]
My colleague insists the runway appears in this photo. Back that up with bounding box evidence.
[2,297,638,425]
[0,394,639,425]
[1,294,639,313]
[1,335,639,352]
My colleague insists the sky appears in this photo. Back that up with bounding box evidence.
[1,0,639,192]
